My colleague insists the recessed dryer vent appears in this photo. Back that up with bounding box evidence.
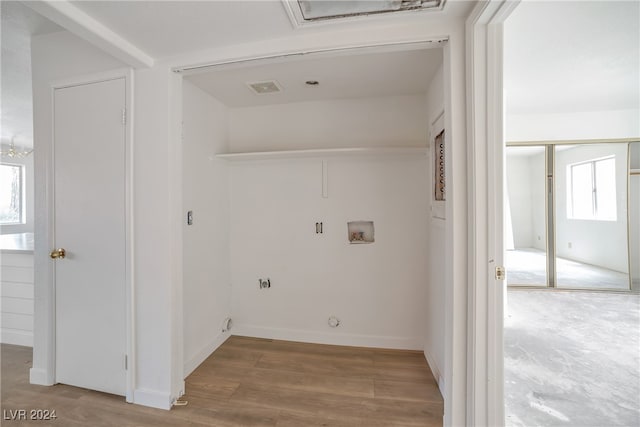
[348,221,374,244]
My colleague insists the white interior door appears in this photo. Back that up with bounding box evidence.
[53,78,126,396]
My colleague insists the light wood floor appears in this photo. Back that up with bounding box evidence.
[1,336,443,426]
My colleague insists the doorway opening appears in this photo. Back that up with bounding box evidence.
[177,40,453,423]
[501,1,640,425]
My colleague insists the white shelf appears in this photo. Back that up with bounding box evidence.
[216,147,427,161]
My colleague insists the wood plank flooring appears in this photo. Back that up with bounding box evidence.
[1,336,443,426]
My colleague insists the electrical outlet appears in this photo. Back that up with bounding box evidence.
[568,242,572,249]
[259,278,271,289]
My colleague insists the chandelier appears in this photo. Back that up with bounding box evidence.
[1,137,33,159]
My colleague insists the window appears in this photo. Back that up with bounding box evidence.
[567,156,616,220]
[0,163,25,225]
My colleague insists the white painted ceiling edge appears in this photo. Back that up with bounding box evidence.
[16,0,461,110]
[3,0,455,146]
[13,1,639,134]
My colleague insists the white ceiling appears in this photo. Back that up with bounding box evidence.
[5,0,637,148]
[504,0,640,115]
[69,1,295,59]
[185,47,443,107]
[67,1,470,60]
[2,0,464,149]
[1,1,62,147]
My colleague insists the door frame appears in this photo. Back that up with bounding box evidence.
[32,68,135,401]
[466,1,519,425]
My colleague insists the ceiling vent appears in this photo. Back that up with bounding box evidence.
[246,80,282,95]
[283,0,445,27]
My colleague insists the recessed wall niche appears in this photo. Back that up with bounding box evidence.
[347,221,375,244]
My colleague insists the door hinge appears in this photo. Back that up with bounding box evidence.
[495,266,506,281]
[124,354,128,370]
[121,109,126,125]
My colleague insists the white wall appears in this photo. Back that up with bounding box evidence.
[505,150,546,251]
[506,155,533,248]
[555,144,629,273]
[423,63,445,391]
[182,80,231,376]
[229,155,428,349]
[506,109,640,142]
[133,65,183,408]
[229,95,427,152]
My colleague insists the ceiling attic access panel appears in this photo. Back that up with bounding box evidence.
[282,0,446,28]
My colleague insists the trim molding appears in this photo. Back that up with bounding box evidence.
[466,1,519,425]
[133,388,173,410]
[233,325,423,351]
[424,348,445,397]
[507,137,640,146]
[183,332,231,378]
[29,368,51,386]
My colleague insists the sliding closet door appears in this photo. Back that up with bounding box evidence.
[630,142,640,292]
[554,143,631,290]
[505,146,548,287]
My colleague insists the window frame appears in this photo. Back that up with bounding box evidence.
[567,155,617,221]
[0,162,26,225]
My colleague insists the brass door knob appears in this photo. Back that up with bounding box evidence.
[50,248,66,259]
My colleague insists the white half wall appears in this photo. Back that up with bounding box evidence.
[182,80,232,377]
[0,253,34,346]
[229,155,429,350]
[229,95,427,152]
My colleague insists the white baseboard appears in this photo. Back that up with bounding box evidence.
[233,324,423,350]
[1,329,33,347]
[29,367,53,386]
[133,388,172,410]
[424,347,445,397]
[183,331,230,377]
